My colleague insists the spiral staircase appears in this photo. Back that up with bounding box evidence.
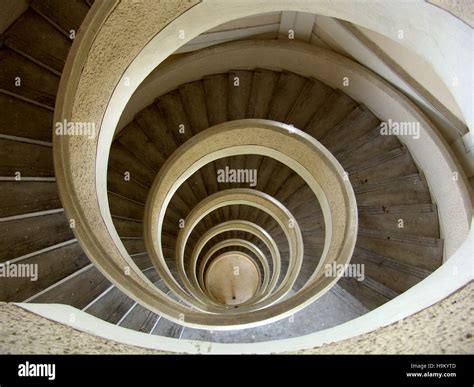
[0,0,472,352]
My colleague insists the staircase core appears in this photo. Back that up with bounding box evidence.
[204,252,260,306]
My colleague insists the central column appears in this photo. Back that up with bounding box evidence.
[204,252,260,306]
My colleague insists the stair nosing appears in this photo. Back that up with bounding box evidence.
[354,173,424,194]
[353,246,432,279]
[357,276,399,300]
[347,147,407,174]
[112,214,143,223]
[23,262,94,303]
[357,203,436,214]
[0,89,55,112]
[3,43,62,77]
[336,125,383,161]
[108,165,151,190]
[0,207,64,222]
[4,238,77,265]
[0,134,52,147]
[28,5,73,40]
[82,284,115,311]
[358,227,442,247]
[107,190,145,207]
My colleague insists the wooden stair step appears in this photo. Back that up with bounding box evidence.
[108,142,155,187]
[0,47,59,108]
[284,184,317,213]
[0,211,74,261]
[161,232,177,248]
[330,284,370,316]
[338,276,399,310]
[336,125,401,165]
[0,93,53,141]
[108,192,144,221]
[358,227,443,248]
[2,8,71,73]
[168,190,193,217]
[29,0,90,36]
[117,278,169,331]
[152,317,183,338]
[351,247,430,294]
[358,204,440,238]
[273,173,306,203]
[236,154,262,221]
[290,198,323,221]
[165,203,188,225]
[354,174,432,206]
[260,159,293,197]
[135,104,178,159]
[130,253,153,271]
[119,303,158,332]
[228,70,253,120]
[305,89,357,139]
[0,138,53,177]
[356,228,443,272]
[0,180,60,217]
[203,73,228,125]
[175,173,206,209]
[270,212,324,236]
[348,147,418,186]
[247,69,279,118]
[179,80,210,132]
[267,71,306,122]
[321,105,380,153]
[157,92,209,202]
[31,265,111,310]
[116,121,165,172]
[180,80,222,205]
[86,270,161,323]
[0,241,88,302]
[107,168,149,204]
[112,217,143,238]
[86,286,135,324]
[286,77,333,129]
[121,238,146,255]
[157,90,192,144]
[162,217,180,237]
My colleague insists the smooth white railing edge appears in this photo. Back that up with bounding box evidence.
[14,217,473,354]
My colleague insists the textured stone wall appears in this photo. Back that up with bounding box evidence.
[295,282,474,354]
[0,282,472,354]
